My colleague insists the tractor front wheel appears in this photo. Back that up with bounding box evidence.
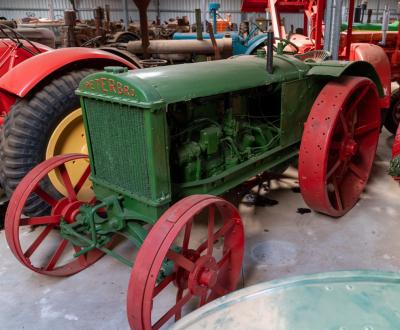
[0,69,96,216]
[127,195,244,330]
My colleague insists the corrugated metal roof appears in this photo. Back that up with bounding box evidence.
[0,0,397,25]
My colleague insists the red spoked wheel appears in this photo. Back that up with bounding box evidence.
[5,153,106,276]
[127,195,244,330]
[299,76,381,217]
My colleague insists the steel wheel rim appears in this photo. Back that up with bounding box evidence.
[5,154,104,276]
[299,77,381,217]
[127,195,244,330]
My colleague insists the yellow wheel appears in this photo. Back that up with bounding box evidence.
[0,68,97,216]
[46,108,92,201]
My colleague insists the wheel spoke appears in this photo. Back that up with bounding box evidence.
[24,225,53,258]
[217,250,231,270]
[182,221,193,252]
[354,121,380,137]
[166,250,195,272]
[154,292,192,329]
[45,239,69,271]
[34,186,57,206]
[74,164,91,194]
[59,164,77,200]
[340,113,349,134]
[332,176,343,211]
[327,159,342,179]
[197,220,236,254]
[348,85,369,115]
[207,206,215,256]
[175,288,184,321]
[349,107,358,134]
[20,215,61,226]
[349,162,366,181]
[153,273,176,297]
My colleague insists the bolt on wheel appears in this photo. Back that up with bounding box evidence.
[127,195,244,330]
[5,153,106,276]
[299,76,381,217]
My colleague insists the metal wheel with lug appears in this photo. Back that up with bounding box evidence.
[127,195,244,330]
[299,76,381,217]
[5,153,108,276]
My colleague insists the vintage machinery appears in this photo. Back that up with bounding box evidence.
[5,51,383,328]
[241,0,397,133]
[0,39,140,215]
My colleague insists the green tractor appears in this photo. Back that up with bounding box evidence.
[4,50,383,329]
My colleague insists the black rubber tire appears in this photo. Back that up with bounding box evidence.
[0,68,96,216]
[384,88,400,135]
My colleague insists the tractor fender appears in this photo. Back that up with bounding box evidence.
[243,34,269,55]
[348,43,391,108]
[306,59,387,106]
[0,47,136,100]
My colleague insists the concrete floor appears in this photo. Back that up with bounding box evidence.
[0,130,399,329]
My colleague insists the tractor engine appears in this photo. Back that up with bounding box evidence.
[168,90,280,183]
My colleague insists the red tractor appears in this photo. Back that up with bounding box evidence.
[0,25,139,215]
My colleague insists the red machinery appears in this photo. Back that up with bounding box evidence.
[0,27,138,214]
[241,0,396,128]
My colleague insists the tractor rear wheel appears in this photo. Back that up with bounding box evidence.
[0,68,96,216]
[299,76,381,217]
[384,88,400,134]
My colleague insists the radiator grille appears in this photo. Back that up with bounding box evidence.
[83,98,151,198]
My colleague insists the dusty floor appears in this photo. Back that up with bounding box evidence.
[0,130,399,330]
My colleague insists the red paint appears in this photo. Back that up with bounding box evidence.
[0,39,50,78]
[348,43,391,108]
[4,153,115,276]
[0,47,136,105]
[393,125,400,158]
[299,77,381,217]
[127,195,244,330]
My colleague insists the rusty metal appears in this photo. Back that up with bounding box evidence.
[126,38,232,56]
[64,10,77,47]
[206,21,221,60]
[132,0,151,58]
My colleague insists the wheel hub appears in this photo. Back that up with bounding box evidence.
[341,136,358,159]
[52,197,82,223]
[188,255,219,296]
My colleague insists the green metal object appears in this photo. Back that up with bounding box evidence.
[171,270,400,330]
[68,54,381,261]
[389,155,400,177]
[341,21,399,31]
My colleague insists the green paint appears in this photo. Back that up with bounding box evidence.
[389,155,400,177]
[341,21,399,31]
[72,54,381,264]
